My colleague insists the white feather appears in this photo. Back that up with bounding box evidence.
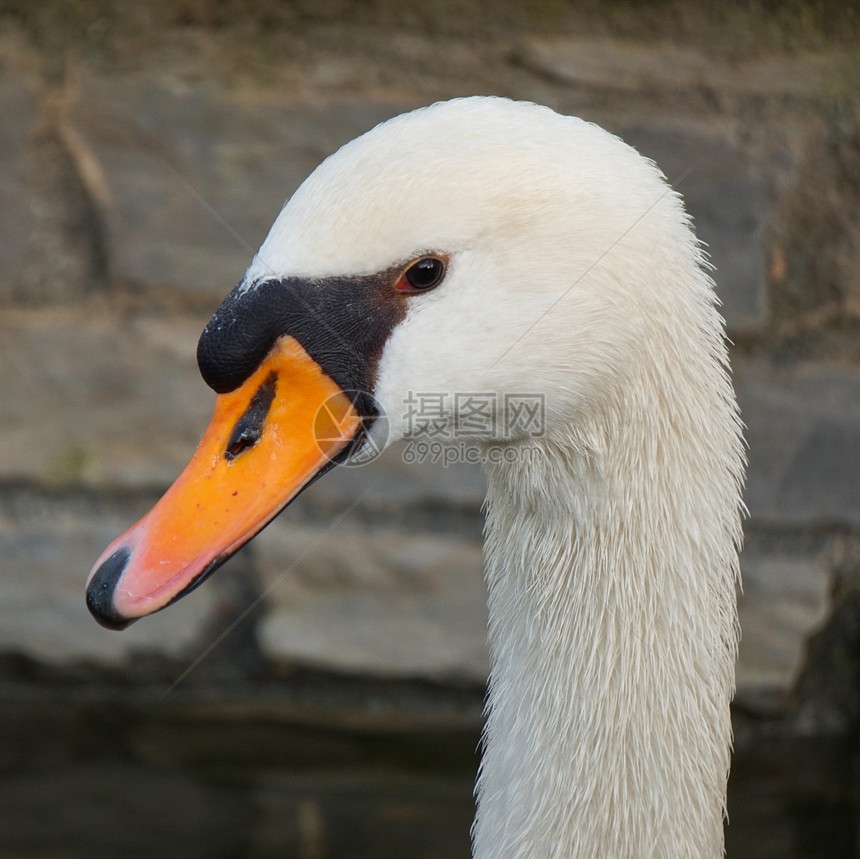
[254,97,745,859]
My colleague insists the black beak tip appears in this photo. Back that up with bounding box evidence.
[86,547,135,631]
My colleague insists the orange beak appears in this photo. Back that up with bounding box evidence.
[86,336,362,629]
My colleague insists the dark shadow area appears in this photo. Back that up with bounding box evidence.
[1,656,858,858]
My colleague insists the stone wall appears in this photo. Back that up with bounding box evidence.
[1,2,859,732]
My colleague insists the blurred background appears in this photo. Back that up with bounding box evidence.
[1,1,859,856]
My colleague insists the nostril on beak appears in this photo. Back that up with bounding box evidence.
[86,547,135,630]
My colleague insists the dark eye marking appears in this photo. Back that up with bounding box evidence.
[225,372,277,461]
[395,257,446,293]
[198,270,409,396]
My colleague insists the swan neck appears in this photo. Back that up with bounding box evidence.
[473,387,741,858]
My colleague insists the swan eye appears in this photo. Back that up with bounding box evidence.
[396,257,445,293]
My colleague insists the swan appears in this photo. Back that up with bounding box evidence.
[86,96,745,858]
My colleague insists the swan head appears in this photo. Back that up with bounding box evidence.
[86,96,706,628]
